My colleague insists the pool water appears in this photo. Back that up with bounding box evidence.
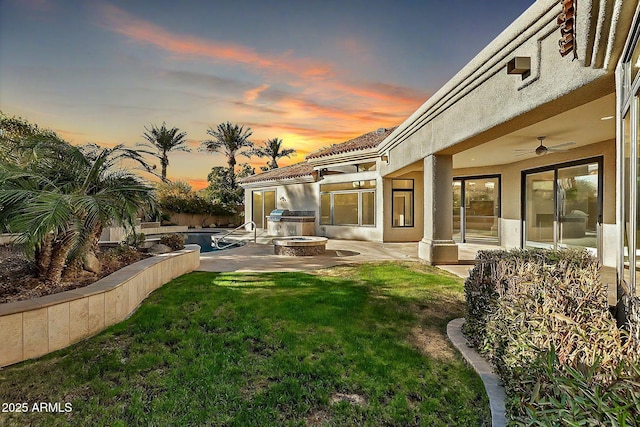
[182,232,245,253]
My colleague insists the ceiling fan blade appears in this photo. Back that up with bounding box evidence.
[547,148,569,152]
[513,148,533,152]
[549,141,576,149]
[513,151,531,157]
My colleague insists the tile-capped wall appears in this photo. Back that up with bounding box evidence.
[0,245,200,368]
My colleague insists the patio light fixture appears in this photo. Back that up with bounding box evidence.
[507,56,531,79]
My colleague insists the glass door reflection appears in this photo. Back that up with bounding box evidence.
[557,163,599,251]
[453,176,500,244]
[452,181,462,241]
[524,170,556,248]
[523,159,601,256]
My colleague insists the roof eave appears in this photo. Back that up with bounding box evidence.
[377,0,557,155]
[306,148,380,167]
[239,175,316,189]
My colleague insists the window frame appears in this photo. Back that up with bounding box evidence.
[319,182,376,227]
[391,179,414,228]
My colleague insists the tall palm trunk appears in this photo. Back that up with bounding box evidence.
[45,233,74,284]
[161,155,168,182]
[227,156,237,188]
[62,223,104,280]
[35,233,53,277]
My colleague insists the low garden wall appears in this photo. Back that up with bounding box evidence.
[166,212,243,228]
[0,244,201,368]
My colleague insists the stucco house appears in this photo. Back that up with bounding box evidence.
[240,0,640,300]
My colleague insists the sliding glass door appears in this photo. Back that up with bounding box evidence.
[523,158,602,255]
[252,190,276,229]
[524,170,555,248]
[452,175,500,244]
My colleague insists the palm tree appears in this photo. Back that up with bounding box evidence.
[0,140,157,284]
[200,122,253,187]
[0,111,67,167]
[138,122,190,182]
[250,137,296,169]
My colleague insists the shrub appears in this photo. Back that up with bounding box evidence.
[158,194,235,216]
[122,231,146,249]
[626,296,640,355]
[512,348,640,426]
[463,248,598,352]
[159,234,184,251]
[99,245,146,274]
[463,248,640,422]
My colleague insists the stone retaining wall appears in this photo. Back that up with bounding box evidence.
[0,245,201,368]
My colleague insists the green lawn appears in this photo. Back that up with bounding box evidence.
[0,262,489,426]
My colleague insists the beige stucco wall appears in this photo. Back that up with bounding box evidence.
[453,140,615,222]
[243,167,388,241]
[382,171,424,242]
[379,0,637,177]
[244,182,319,228]
[453,139,617,265]
[0,245,200,368]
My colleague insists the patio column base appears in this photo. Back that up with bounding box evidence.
[418,239,458,265]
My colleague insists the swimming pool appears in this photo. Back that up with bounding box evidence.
[182,232,245,253]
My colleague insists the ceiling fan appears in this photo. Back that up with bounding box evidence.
[514,136,575,156]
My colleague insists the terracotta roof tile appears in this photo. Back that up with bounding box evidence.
[306,127,397,160]
[239,162,315,184]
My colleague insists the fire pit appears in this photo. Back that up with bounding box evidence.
[272,236,328,256]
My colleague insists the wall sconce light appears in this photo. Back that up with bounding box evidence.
[279,196,287,202]
[507,56,531,79]
[381,154,389,164]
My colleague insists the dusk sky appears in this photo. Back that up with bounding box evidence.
[1,0,534,189]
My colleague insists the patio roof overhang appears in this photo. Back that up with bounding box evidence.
[451,92,615,170]
[377,0,635,175]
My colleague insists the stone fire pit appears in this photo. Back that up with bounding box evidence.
[272,236,328,256]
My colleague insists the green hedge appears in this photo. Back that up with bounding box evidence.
[463,248,640,424]
[158,195,236,216]
[463,248,598,353]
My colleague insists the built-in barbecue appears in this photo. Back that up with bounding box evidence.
[266,210,315,236]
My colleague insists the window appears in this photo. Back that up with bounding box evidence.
[453,176,500,243]
[392,179,414,227]
[320,193,331,225]
[620,22,640,297]
[362,191,375,226]
[334,193,359,225]
[252,190,276,228]
[522,159,601,252]
[320,181,376,226]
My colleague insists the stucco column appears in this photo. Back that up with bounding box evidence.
[418,154,458,264]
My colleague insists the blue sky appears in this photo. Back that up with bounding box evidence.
[0,0,534,188]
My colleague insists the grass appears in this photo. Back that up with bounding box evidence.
[0,262,489,426]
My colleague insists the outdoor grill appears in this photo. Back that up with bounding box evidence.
[266,210,315,236]
[267,209,291,222]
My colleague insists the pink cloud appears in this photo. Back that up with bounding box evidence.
[97,3,428,111]
[97,3,335,79]
[244,84,270,103]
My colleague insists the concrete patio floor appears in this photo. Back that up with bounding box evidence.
[198,239,620,305]
[198,239,422,273]
[198,238,495,278]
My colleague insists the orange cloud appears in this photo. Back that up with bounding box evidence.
[98,3,335,80]
[92,2,432,181]
[186,178,209,191]
[97,3,429,113]
[244,84,270,102]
